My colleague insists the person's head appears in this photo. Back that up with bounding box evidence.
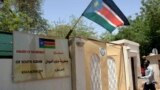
[142,55,146,60]
[144,60,150,69]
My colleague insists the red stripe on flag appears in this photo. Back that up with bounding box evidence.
[44,41,55,45]
[98,6,123,27]
[44,44,55,47]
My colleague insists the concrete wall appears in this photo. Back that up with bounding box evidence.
[70,38,87,90]
[0,59,72,90]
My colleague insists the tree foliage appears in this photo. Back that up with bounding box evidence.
[109,0,160,56]
[0,0,48,33]
[141,0,160,53]
[16,0,48,33]
[47,16,98,39]
[100,31,115,42]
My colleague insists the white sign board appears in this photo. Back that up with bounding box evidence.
[13,31,70,82]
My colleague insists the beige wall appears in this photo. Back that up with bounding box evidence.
[72,38,127,90]
[107,44,127,90]
[70,38,87,90]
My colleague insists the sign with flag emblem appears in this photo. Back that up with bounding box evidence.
[13,31,71,82]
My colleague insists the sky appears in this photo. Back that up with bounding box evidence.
[41,0,141,35]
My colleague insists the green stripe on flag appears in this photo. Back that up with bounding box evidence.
[40,46,55,48]
[83,12,115,32]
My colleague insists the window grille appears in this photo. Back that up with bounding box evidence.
[90,54,102,90]
[107,58,117,90]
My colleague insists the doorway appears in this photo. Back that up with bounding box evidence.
[158,60,160,76]
[131,57,136,90]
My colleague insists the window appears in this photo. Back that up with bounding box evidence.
[107,58,117,90]
[90,54,102,90]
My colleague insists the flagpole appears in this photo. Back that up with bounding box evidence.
[65,0,94,39]
[65,15,83,39]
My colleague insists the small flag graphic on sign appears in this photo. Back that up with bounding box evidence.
[39,38,55,49]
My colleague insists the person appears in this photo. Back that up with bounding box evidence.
[138,57,156,90]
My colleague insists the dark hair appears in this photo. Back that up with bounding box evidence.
[144,60,150,64]
[144,60,150,68]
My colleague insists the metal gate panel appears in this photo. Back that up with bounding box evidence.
[83,40,108,90]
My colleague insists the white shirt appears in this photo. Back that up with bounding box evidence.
[140,66,155,84]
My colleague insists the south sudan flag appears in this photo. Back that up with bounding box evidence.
[39,38,55,49]
[82,0,129,32]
